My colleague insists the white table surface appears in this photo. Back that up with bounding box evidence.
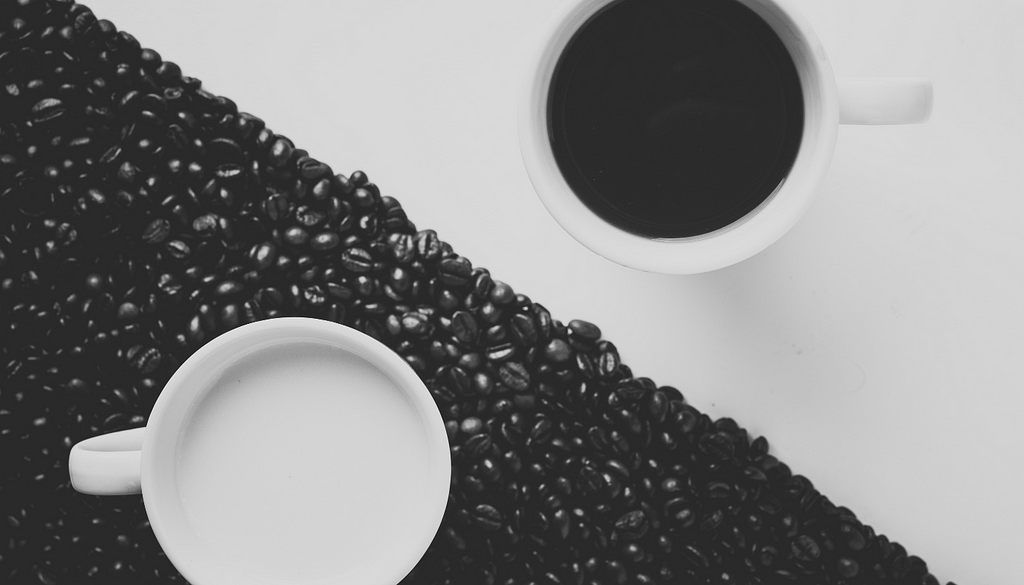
[87,1,1023,583]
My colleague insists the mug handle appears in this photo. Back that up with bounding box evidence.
[836,77,933,125]
[68,427,146,496]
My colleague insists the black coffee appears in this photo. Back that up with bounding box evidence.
[548,0,804,238]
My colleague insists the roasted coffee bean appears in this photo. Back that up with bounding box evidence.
[486,342,516,363]
[214,280,243,297]
[614,510,648,541]
[837,557,860,578]
[461,417,484,436]
[415,229,442,260]
[472,371,494,395]
[451,311,479,344]
[117,302,140,322]
[339,247,374,273]
[438,257,472,287]
[698,508,724,532]
[311,231,340,251]
[567,319,601,341]
[165,239,190,260]
[208,137,242,163]
[699,431,735,460]
[141,218,170,244]
[489,281,515,305]
[283,226,309,246]
[498,362,530,392]
[247,241,277,270]
[126,345,161,374]
[597,343,620,377]
[192,213,219,238]
[470,504,503,532]
[791,534,822,562]
[464,433,492,460]
[263,191,289,220]
[31,97,67,124]
[401,311,431,337]
[299,157,330,180]
[543,339,572,363]
[295,206,326,227]
[528,417,554,446]
[387,232,415,264]
[510,312,538,346]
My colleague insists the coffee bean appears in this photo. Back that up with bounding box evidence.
[489,281,515,305]
[295,206,326,227]
[31,97,67,124]
[468,371,492,395]
[341,248,373,273]
[248,241,277,270]
[299,157,330,180]
[461,417,484,436]
[486,343,516,363]
[269,138,293,167]
[116,302,140,322]
[464,433,492,460]
[673,544,710,570]
[164,239,190,260]
[543,339,572,363]
[470,504,503,532]
[451,311,479,344]
[839,522,867,551]
[498,362,530,392]
[509,312,538,347]
[837,557,859,578]
[597,343,620,377]
[567,319,600,341]
[699,431,735,460]
[415,229,441,260]
[283,226,309,246]
[310,231,339,251]
[262,192,290,221]
[192,213,219,238]
[791,534,822,562]
[611,380,643,404]
[126,345,161,374]
[205,137,240,163]
[401,311,431,337]
[614,510,648,541]
[141,219,170,244]
[439,257,472,287]
[214,280,243,297]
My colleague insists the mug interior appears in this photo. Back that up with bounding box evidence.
[518,0,839,273]
[141,318,450,585]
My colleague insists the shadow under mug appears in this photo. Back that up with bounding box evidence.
[68,318,451,585]
[518,0,934,274]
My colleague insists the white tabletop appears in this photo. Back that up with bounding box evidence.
[88,1,1022,583]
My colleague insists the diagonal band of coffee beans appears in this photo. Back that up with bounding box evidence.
[0,2,951,584]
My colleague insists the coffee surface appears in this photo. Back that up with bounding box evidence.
[548,0,804,238]
[176,341,432,580]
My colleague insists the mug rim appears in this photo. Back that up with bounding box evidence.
[517,0,840,273]
[140,317,451,585]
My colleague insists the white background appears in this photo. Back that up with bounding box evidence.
[87,1,1023,583]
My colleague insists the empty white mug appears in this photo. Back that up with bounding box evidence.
[518,0,934,274]
[69,318,450,585]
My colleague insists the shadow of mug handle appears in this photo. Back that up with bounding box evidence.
[837,77,934,125]
[68,426,146,496]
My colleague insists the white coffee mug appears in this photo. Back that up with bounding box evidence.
[68,317,450,585]
[518,0,934,274]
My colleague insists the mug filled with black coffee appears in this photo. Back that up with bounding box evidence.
[518,0,933,273]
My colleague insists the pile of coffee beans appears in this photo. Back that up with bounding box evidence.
[0,2,952,584]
